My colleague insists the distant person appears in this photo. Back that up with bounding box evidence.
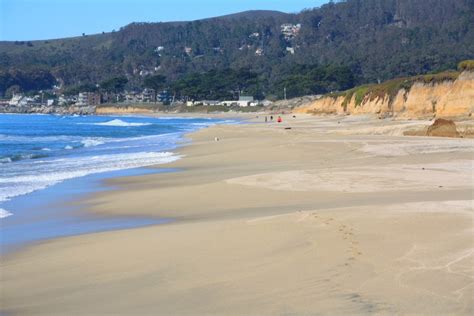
[265,116,268,123]
[277,116,282,123]
[270,116,273,121]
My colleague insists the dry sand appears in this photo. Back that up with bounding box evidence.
[1,114,473,315]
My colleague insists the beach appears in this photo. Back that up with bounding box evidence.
[1,114,473,315]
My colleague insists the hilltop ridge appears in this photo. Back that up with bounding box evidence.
[203,10,290,21]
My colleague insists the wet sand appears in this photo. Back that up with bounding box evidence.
[1,114,473,315]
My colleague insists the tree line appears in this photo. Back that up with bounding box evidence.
[58,63,356,101]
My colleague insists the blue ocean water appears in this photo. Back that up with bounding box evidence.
[0,114,236,250]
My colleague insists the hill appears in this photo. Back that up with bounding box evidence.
[0,0,473,99]
[204,10,290,21]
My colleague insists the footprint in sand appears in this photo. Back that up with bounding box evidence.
[312,213,363,263]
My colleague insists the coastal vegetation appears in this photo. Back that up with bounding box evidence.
[458,60,474,71]
[0,0,472,100]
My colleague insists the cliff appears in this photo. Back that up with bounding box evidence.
[295,71,474,119]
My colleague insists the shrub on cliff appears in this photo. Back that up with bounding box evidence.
[458,60,474,72]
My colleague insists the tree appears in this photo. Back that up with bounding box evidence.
[5,85,21,98]
[100,77,128,93]
[143,75,167,102]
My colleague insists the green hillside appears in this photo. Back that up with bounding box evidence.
[0,0,473,99]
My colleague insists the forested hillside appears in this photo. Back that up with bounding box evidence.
[0,0,473,100]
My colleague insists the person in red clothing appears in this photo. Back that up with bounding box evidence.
[277,116,282,123]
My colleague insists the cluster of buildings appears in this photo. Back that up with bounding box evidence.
[4,89,173,108]
[281,23,302,40]
[5,94,55,107]
[2,92,267,110]
[186,96,263,107]
[3,93,100,107]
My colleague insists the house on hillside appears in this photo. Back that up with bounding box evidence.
[249,32,260,38]
[281,23,302,40]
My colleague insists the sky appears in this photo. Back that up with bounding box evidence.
[0,0,328,41]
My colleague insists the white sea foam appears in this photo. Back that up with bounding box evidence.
[157,116,211,120]
[191,119,237,127]
[0,208,12,218]
[81,138,105,147]
[0,151,180,219]
[0,115,236,221]
[0,157,12,163]
[90,119,152,127]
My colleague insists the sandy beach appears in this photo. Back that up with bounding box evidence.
[1,114,473,315]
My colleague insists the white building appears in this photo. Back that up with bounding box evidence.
[188,100,220,106]
[8,94,28,107]
[281,23,302,40]
[76,93,89,106]
[249,32,260,38]
[220,96,255,107]
[184,47,193,55]
[58,95,68,106]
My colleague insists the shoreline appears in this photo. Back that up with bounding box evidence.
[0,114,245,255]
[0,165,176,255]
[1,114,473,314]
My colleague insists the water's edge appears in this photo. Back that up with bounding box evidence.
[1,115,238,255]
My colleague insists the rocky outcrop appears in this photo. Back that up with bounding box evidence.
[0,105,96,115]
[296,71,474,119]
[426,119,460,138]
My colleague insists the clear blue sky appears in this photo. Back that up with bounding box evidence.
[0,0,328,41]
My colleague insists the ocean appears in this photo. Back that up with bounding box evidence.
[0,114,236,250]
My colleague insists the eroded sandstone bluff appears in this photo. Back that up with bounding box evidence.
[295,71,474,118]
